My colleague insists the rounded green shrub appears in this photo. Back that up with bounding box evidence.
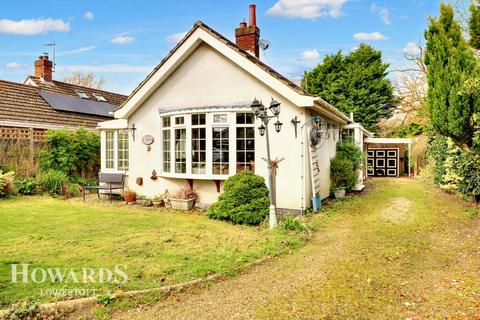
[207,171,270,225]
[330,158,356,190]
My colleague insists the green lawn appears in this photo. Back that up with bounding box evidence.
[0,196,303,307]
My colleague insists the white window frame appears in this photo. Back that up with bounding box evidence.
[101,130,129,173]
[159,108,254,180]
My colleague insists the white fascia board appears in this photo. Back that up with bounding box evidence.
[197,28,315,106]
[365,137,413,144]
[97,119,128,129]
[114,35,203,119]
[114,27,316,119]
[344,122,374,137]
[0,120,95,131]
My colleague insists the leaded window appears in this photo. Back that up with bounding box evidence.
[175,128,187,173]
[117,130,129,170]
[105,131,114,169]
[212,127,229,174]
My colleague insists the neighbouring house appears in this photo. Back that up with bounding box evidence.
[99,5,358,213]
[0,55,127,174]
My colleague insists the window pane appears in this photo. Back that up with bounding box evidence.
[212,127,229,174]
[117,130,129,170]
[175,129,186,173]
[163,130,171,172]
[236,112,254,124]
[162,117,171,128]
[192,114,206,126]
[236,124,255,173]
[105,131,114,169]
[175,117,185,125]
[192,128,206,174]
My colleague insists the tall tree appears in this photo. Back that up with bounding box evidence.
[424,3,479,147]
[61,72,106,89]
[469,1,480,50]
[303,44,395,132]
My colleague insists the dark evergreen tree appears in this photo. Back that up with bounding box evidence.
[424,3,479,147]
[303,44,395,132]
[469,2,480,50]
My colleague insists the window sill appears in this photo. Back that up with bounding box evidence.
[159,172,230,180]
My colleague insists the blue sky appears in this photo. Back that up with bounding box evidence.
[0,0,440,94]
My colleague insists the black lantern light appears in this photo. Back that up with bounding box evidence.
[274,119,283,133]
[258,124,266,136]
[127,123,137,141]
[269,98,281,116]
[251,98,264,117]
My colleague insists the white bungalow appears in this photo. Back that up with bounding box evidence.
[98,5,357,214]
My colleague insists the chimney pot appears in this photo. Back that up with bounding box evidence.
[249,4,256,26]
[34,54,53,82]
[235,4,260,58]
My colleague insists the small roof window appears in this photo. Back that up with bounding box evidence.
[93,93,107,102]
[75,90,90,99]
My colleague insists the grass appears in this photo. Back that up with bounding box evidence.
[0,196,305,308]
[258,178,480,319]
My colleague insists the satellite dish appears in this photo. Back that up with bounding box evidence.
[259,39,270,51]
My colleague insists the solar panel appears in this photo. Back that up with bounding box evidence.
[39,91,115,117]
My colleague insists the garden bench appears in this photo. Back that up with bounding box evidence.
[83,172,125,204]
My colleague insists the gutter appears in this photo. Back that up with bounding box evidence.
[313,97,351,124]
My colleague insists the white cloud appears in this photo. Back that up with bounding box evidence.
[110,35,135,45]
[300,49,320,61]
[166,31,188,44]
[402,42,420,56]
[4,62,28,70]
[353,32,389,41]
[83,11,94,21]
[266,0,348,19]
[370,3,390,25]
[57,45,96,56]
[0,18,70,35]
[56,64,152,74]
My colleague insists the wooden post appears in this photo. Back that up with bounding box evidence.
[29,128,34,172]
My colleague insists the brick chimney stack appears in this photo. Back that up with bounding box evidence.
[235,4,260,58]
[34,54,53,82]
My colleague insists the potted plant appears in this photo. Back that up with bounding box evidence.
[152,196,163,207]
[123,189,137,203]
[169,186,197,210]
[330,158,355,198]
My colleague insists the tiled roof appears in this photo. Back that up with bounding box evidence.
[0,79,117,129]
[26,76,127,106]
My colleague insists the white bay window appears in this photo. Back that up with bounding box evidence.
[160,109,255,179]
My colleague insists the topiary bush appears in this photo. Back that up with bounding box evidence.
[207,171,270,225]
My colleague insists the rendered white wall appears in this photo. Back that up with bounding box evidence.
[118,43,315,211]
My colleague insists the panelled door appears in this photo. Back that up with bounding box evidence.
[367,149,398,177]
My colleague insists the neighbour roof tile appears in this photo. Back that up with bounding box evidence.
[0,79,126,129]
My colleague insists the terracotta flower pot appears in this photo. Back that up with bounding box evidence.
[123,193,137,203]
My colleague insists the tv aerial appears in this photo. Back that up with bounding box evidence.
[44,42,56,72]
